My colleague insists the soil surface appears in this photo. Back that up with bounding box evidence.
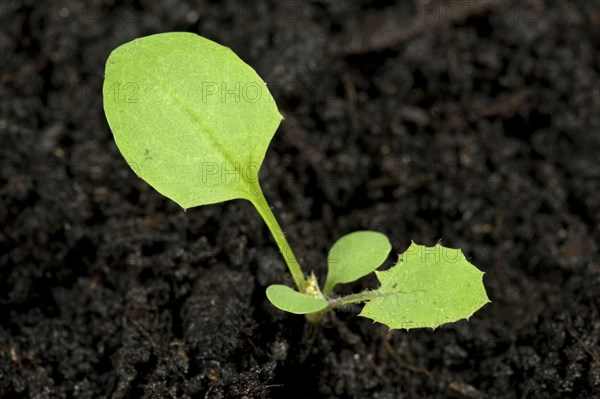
[1,0,599,398]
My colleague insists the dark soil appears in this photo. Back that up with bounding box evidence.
[1,0,599,398]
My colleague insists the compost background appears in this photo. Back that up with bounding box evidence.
[1,0,599,398]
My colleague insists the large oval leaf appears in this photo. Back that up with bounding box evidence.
[359,243,490,330]
[323,231,392,295]
[103,32,282,209]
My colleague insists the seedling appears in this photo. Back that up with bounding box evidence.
[103,32,489,331]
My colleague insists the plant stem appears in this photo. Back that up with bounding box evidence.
[249,181,306,292]
[302,291,380,327]
[323,290,388,313]
[324,289,419,313]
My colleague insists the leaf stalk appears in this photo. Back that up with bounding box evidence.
[249,181,306,292]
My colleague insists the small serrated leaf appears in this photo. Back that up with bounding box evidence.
[323,231,392,295]
[359,242,489,330]
[266,285,328,314]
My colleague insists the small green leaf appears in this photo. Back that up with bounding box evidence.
[323,231,392,295]
[359,242,489,330]
[266,285,328,314]
[103,32,282,209]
